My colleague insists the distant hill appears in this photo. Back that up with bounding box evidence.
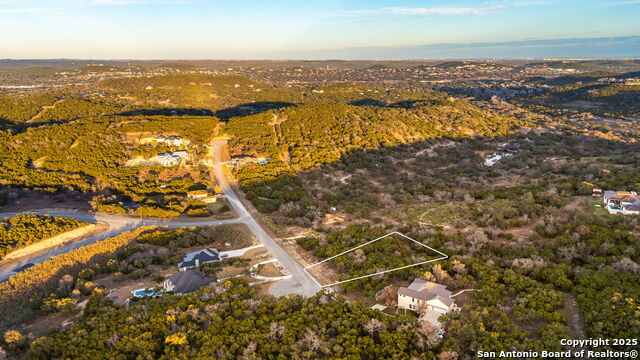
[226,100,527,187]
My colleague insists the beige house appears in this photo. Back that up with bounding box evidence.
[200,195,218,203]
[397,278,457,317]
[186,190,217,203]
[187,190,209,199]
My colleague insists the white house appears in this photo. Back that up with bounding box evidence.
[172,150,189,159]
[154,135,186,146]
[153,153,181,166]
[603,191,640,215]
[398,278,457,326]
[165,136,185,146]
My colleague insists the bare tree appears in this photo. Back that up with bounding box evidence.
[432,264,449,283]
[416,322,441,350]
[267,322,286,340]
[451,260,466,274]
[240,341,258,360]
[375,285,397,307]
[438,350,459,360]
[297,330,322,352]
[349,248,367,264]
[613,257,640,274]
[363,318,387,335]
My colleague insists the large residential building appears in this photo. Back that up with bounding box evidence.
[186,190,218,203]
[398,278,458,326]
[165,136,185,146]
[155,135,186,146]
[153,152,181,166]
[226,154,269,167]
[172,150,189,159]
[200,195,218,203]
[604,191,640,215]
[187,190,209,199]
[151,151,190,166]
[178,248,220,271]
[164,270,215,295]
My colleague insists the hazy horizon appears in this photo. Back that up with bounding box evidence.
[1,0,639,59]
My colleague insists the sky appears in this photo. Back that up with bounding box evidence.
[0,0,639,59]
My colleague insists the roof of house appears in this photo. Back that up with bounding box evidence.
[605,191,631,200]
[624,204,640,211]
[178,248,220,269]
[407,278,452,297]
[399,279,455,307]
[231,154,252,159]
[167,270,214,294]
[187,190,209,196]
[157,153,179,159]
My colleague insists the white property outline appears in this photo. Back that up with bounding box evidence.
[303,231,448,288]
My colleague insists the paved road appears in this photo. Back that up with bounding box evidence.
[209,140,321,296]
[0,140,321,297]
[0,211,241,282]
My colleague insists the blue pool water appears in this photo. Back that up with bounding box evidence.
[133,288,159,297]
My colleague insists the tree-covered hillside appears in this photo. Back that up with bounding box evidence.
[0,115,219,199]
[0,213,88,258]
[517,77,640,119]
[225,100,528,212]
[26,285,435,360]
[0,74,530,214]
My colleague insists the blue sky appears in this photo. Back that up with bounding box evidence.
[0,0,639,59]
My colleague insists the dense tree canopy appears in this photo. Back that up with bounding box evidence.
[27,284,434,360]
[0,213,88,258]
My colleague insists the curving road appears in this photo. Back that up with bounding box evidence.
[0,140,321,297]
[0,211,241,283]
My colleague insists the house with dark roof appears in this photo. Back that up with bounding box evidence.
[624,204,640,215]
[178,248,220,271]
[163,270,215,295]
[397,278,457,323]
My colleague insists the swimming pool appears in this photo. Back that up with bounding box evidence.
[132,288,160,297]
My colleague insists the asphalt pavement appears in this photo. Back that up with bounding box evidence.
[0,140,321,297]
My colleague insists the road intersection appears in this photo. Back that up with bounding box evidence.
[0,140,321,296]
